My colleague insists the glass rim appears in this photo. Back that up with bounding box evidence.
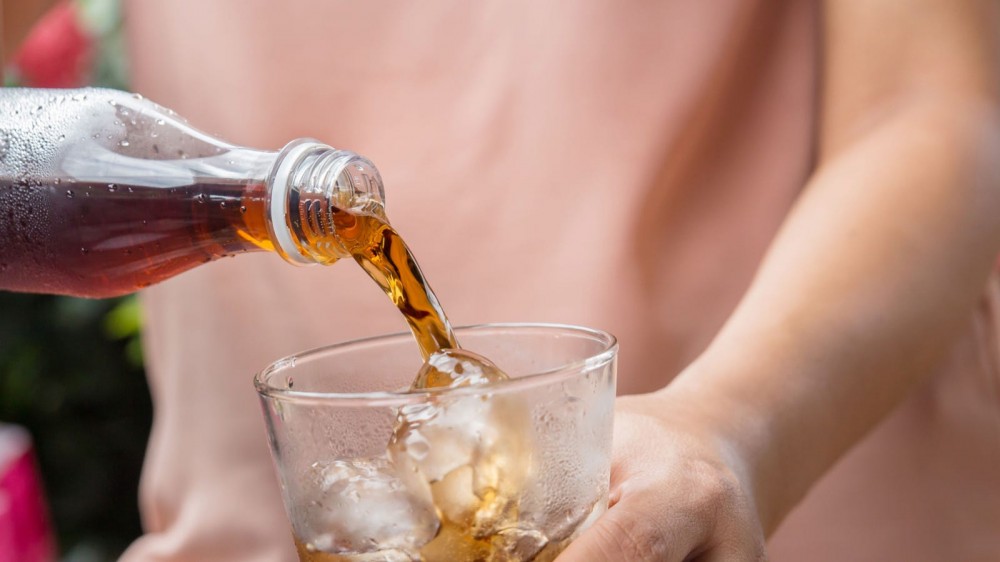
[254,322,618,407]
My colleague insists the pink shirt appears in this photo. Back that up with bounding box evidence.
[121,1,1000,560]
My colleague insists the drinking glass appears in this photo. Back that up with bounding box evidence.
[255,323,618,561]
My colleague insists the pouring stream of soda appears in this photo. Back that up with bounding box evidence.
[294,207,576,561]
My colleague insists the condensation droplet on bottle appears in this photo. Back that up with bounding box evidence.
[80,247,89,255]
[53,178,61,185]
[58,134,65,141]
[195,193,206,203]
[155,119,165,126]
[219,201,227,209]
[65,190,74,199]
[141,220,148,226]
[127,186,134,193]
[239,205,247,214]
[119,140,130,147]
[108,184,118,192]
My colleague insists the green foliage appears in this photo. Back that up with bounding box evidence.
[0,294,151,560]
[77,0,129,91]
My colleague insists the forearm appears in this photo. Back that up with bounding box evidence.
[666,98,1000,533]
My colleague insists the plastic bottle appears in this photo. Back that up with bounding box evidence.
[0,88,384,298]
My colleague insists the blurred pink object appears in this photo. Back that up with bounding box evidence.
[12,1,94,88]
[0,425,56,562]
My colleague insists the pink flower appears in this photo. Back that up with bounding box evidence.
[13,1,94,88]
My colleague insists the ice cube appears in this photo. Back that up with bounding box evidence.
[492,526,550,560]
[389,349,533,538]
[298,455,438,555]
[410,349,509,390]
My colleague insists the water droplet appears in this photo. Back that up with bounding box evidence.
[239,205,247,214]
[80,247,89,255]
[58,134,65,141]
[219,201,227,209]
[127,186,134,193]
[65,190,74,198]
[53,178,61,185]
[155,119,165,126]
[108,183,118,192]
[141,220,148,226]
[119,140,130,147]
[195,193,206,203]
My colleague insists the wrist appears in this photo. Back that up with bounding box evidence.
[654,354,805,535]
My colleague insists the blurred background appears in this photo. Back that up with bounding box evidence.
[1,1,151,560]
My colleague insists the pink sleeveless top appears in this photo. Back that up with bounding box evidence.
[121,1,1000,560]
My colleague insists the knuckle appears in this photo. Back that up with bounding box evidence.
[687,459,743,511]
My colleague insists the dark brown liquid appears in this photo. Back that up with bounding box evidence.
[294,533,569,562]
[0,179,272,298]
[319,209,457,359]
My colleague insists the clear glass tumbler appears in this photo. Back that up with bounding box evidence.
[255,323,618,562]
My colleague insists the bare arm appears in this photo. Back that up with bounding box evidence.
[683,0,1000,531]
[560,1,1000,559]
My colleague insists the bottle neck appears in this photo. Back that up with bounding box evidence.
[265,140,385,265]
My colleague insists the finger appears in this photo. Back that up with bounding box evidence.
[556,495,707,562]
[556,504,671,562]
[692,522,768,562]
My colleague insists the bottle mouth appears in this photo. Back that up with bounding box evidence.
[267,139,386,265]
